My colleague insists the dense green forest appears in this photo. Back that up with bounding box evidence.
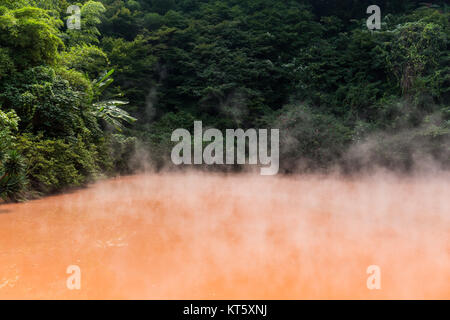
[1,0,449,200]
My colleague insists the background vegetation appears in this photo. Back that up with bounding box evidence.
[1,0,449,200]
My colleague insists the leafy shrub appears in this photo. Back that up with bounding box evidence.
[16,133,102,194]
[0,108,27,201]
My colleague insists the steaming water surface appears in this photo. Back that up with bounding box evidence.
[0,173,448,299]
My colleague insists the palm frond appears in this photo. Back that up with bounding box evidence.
[91,69,137,132]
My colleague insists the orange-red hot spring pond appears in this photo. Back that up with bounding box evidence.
[0,173,449,299]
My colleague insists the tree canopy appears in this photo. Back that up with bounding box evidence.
[1,0,449,200]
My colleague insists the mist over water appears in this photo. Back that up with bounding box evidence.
[0,172,448,299]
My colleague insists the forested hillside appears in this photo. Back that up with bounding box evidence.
[1,0,449,200]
